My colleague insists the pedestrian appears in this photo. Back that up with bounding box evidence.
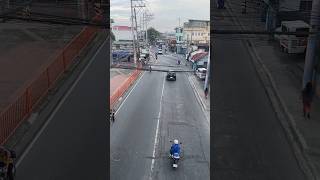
[302,82,313,119]
[110,109,115,123]
[204,87,208,99]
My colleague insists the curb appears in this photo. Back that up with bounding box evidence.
[111,70,144,111]
[186,73,210,122]
[224,2,317,180]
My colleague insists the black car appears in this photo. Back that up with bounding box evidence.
[166,70,176,81]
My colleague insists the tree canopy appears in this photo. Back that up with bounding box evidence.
[147,27,160,43]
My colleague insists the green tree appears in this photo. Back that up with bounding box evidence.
[147,27,160,44]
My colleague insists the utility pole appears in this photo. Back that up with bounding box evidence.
[145,13,153,45]
[303,0,320,89]
[130,0,146,63]
[134,8,139,59]
[130,0,137,64]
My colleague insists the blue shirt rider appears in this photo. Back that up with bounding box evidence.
[170,139,181,156]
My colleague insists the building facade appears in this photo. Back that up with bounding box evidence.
[183,19,210,45]
[175,27,184,44]
[112,25,134,41]
[111,25,135,51]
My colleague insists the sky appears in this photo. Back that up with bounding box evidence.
[110,0,210,33]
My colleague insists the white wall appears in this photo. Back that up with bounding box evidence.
[112,30,133,41]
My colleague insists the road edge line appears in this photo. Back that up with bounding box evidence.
[114,71,145,115]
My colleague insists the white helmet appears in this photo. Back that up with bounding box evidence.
[174,139,179,144]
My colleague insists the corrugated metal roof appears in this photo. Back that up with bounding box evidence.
[112,26,134,31]
[191,52,208,61]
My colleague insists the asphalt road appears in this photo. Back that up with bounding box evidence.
[212,8,306,180]
[110,53,210,180]
[15,40,108,180]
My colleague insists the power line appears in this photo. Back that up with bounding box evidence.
[111,65,194,72]
[0,14,108,28]
[211,29,317,35]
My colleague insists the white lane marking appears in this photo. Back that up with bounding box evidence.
[149,75,165,179]
[114,71,145,115]
[16,38,108,167]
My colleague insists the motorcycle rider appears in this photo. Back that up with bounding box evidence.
[169,139,181,157]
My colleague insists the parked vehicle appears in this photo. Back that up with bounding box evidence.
[196,68,207,80]
[278,20,310,54]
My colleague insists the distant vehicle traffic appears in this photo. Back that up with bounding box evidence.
[196,68,207,80]
[158,48,163,54]
[166,70,176,81]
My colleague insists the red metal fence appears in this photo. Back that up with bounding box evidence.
[0,15,102,145]
[110,66,142,108]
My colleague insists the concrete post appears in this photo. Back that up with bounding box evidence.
[303,0,320,89]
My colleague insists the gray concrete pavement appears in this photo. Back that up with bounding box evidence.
[15,40,108,180]
[212,6,306,180]
[110,54,210,180]
[226,0,320,178]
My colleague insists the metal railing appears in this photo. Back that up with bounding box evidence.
[0,15,102,145]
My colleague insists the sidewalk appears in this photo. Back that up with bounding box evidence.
[226,0,320,178]
[188,73,210,121]
[184,54,210,121]
[110,68,134,95]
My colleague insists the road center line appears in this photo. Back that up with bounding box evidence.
[149,74,165,179]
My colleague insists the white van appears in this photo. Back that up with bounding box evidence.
[196,68,207,80]
[279,20,310,54]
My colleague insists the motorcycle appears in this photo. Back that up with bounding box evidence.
[0,150,16,180]
[169,140,182,169]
